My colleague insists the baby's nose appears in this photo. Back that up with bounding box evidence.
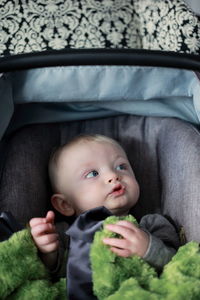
[107,173,120,183]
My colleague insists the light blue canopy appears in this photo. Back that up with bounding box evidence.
[1,65,200,139]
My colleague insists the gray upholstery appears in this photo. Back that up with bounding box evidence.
[0,115,200,242]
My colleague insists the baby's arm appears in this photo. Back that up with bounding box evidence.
[103,220,149,258]
[29,211,59,270]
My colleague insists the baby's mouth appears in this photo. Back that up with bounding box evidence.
[109,184,125,197]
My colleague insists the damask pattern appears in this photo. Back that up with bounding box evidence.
[0,0,199,56]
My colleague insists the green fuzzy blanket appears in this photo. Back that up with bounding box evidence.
[0,215,200,300]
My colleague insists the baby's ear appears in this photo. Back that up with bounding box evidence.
[51,194,75,216]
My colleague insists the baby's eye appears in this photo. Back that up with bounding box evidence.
[116,164,127,171]
[86,170,99,178]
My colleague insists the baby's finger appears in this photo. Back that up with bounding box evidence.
[29,217,46,228]
[109,247,132,258]
[103,237,129,249]
[45,211,55,225]
[39,240,59,253]
[35,233,59,247]
[115,220,138,231]
[105,224,135,240]
[31,223,56,237]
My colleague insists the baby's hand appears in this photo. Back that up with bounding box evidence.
[29,211,59,254]
[102,220,149,258]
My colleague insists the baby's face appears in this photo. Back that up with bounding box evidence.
[57,140,140,216]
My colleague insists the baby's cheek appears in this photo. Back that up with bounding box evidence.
[130,179,140,197]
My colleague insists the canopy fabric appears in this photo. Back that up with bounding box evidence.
[0,0,199,57]
[0,65,199,140]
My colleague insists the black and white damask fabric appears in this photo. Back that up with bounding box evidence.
[0,0,200,56]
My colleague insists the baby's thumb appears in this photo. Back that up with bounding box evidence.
[45,210,55,225]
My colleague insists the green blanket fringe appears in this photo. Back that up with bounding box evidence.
[1,216,200,299]
[0,229,66,299]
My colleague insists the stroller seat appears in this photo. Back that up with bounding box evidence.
[0,0,200,298]
[0,115,200,243]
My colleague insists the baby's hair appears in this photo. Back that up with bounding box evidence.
[48,134,124,192]
[64,134,121,149]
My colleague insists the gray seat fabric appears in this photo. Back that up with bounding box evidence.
[159,122,200,241]
[0,115,200,242]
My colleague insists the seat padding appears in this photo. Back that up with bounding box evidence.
[0,116,200,241]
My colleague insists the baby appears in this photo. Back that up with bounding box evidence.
[30,134,179,273]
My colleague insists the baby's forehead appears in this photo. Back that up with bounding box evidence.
[59,140,127,166]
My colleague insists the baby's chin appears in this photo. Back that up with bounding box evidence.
[105,199,134,216]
